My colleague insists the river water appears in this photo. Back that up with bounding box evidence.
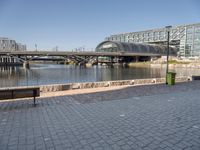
[0,64,200,88]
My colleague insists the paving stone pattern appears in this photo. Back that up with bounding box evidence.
[0,81,200,150]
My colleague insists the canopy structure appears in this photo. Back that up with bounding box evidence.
[96,41,177,56]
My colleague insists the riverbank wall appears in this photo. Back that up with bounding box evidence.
[39,76,190,92]
[0,77,191,93]
[151,63,200,69]
[127,62,200,69]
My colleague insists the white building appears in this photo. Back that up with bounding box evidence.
[0,37,26,51]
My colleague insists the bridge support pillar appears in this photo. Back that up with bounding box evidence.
[86,63,92,68]
[135,56,139,62]
[96,56,99,64]
[23,61,30,68]
[110,57,114,68]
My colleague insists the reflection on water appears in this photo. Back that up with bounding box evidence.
[0,64,200,87]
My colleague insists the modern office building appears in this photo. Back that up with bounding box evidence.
[0,37,26,51]
[103,23,200,57]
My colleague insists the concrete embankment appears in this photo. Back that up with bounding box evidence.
[39,76,189,92]
[127,61,200,69]
[0,77,191,94]
[150,63,200,69]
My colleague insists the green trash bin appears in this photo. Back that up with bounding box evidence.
[167,72,176,85]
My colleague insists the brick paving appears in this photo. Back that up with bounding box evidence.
[0,81,200,150]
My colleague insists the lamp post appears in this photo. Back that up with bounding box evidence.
[165,26,172,84]
[35,44,37,51]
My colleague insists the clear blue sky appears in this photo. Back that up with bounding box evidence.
[0,0,199,51]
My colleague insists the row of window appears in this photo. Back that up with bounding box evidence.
[186,26,200,34]
[0,40,15,42]
[110,32,189,43]
[108,26,200,42]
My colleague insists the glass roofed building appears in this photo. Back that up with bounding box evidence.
[98,23,200,58]
[96,41,177,56]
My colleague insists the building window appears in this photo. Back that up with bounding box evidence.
[195,26,200,33]
[187,27,193,34]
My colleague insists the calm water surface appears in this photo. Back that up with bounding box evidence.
[0,64,200,87]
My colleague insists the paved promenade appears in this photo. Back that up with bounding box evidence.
[0,81,200,150]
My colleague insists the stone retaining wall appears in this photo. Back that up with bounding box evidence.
[0,77,190,93]
[40,76,190,92]
[150,63,200,69]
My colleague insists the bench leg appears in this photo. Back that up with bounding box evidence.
[33,89,37,106]
[34,96,36,106]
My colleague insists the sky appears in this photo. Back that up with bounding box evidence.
[0,0,200,51]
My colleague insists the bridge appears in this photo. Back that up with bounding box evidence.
[0,50,162,67]
[0,50,162,57]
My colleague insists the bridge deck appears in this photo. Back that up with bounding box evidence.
[0,51,162,57]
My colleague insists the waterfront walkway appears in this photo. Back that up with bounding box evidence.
[0,81,200,150]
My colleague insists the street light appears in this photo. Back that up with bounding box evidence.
[165,25,172,84]
[35,44,37,51]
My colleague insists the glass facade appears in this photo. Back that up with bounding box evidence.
[96,41,177,56]
[105,23,200,57]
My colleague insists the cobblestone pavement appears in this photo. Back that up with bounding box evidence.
[0,81,200,150]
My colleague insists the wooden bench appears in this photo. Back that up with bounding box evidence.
[192,75,200,81]
[0,86,40,105]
